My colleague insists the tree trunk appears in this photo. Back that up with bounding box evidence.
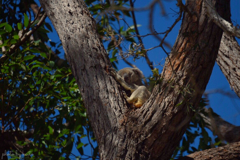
[217,32,240,97]
[39,0,232,159]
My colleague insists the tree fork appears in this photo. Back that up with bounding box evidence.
[39,0,230,159]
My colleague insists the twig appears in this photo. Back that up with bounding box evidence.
[130,0,154,70]
[0,13,47,63]
[204,0,240,38]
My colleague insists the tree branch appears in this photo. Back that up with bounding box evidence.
[217,32,240,98]
[179,141,240,160]
[204,0,240,38]
[198,107,240,143]
[129,0,154,70]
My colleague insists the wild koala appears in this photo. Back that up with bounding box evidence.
[112,68,150,108]
[118,67,144,86]
[126,86,151,108]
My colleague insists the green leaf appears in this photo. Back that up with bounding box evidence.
[29,48,40,53]
[77,142,84,149]
[48,126,54,134]
[24,55,35,60]
[20,64,26,71]
[10,39,17,44]
[0,29,6,35]
[34,39,41,45]
[122,10,131,17]
[13,35,19,40]
[5,24,12,32]
[17,23,22,30]
[49,61,55,68]
[40,52,48,59]
[45,23,53,32]
[0,22,7,28]
[30,19,39,27]
[24,13,29,28]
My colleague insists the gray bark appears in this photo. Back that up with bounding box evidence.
[217,33,240,97]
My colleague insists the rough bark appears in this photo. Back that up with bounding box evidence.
[217,33,240,97]
[179,141,240,160]
[39,0,233,159]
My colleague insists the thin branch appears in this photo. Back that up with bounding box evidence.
[110,33,136,68]
[198,107,240,143]
[179,141,240,160]
[130,0,154,70]
[204,0,240,38]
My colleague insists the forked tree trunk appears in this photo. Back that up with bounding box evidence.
[39,0,232,159]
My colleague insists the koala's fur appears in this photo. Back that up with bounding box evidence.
[112,67,150,108]
[118,68,144,86]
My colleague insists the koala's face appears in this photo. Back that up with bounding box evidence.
[132,70,141,82]
[123,72,133,84]
[118,68,143,85]
[124,70,140,84]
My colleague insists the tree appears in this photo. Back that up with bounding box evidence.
[1,0,240,159]
[36,0,240,159]
[0,1,94,159]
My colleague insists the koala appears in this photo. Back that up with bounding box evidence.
[112,68,150,108]
[125,86,151,108]
[118,67,144,86]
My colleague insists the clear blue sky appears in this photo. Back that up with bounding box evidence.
[37,0,240,158]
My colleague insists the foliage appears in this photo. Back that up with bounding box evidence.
[0,0,96,159]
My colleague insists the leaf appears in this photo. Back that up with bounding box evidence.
[0,22,7,28]
[13,35,19,40]
[24,55,35,61]
[77,142,84,149]
[0,29,6,35]
[30,20,39,27]
[127,24,141,30]
[17,23,22,30]
[5,24,12,32]
[45,23,53,32]
[10,39,17,44]
[24,13,29,28]
[49,61,55,68]
[29,48,40,53]
[48,126,54,134]
[50,41,56,47]
[20,64,26,71]
[40,52,48,59]
[122,10,131,17]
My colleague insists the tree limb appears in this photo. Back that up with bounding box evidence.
[179,141,240,160]
[204,0,240,38]
[198,107,240,143]
[217,32,240,98]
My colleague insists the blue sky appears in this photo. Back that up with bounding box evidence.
[38,0,240,158]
